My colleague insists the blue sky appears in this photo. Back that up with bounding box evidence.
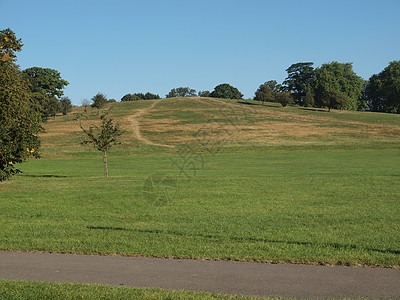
[2,0,399,105]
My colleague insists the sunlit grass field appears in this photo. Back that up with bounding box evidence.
[1,98,399,267]
[0,280,267,300]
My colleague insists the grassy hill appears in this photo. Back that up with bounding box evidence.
[40,97,400,157]
[1,98,399,268]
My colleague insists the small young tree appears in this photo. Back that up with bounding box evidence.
[81,98,90,112]
[80,111,125,177]
[91,92,107,110]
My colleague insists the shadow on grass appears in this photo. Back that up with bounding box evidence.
[20,174,68,178]
[87,226,127,231]
[87,226,400,256]
[298,107,330,113]
[237,101,279,108]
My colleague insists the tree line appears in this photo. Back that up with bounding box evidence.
[121,61,399,113]
[1,27,399,181]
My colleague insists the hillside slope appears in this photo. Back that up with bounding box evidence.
[40,98,400,157]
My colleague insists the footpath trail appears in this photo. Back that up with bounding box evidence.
[0,251,399,299]
[127,100,175,149]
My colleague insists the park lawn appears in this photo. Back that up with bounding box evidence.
[0,149,399,267]
[0,279,269,300]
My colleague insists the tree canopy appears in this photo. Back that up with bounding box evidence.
[166,87,197,98]
[312,62,364,110]
[210,83,243,99]
[365,61,400,113]
[0,28,42,181]
[91,93,108,110]
[80,111,125,177]
[23,67,69,119]
[283,62,314,105]
[121,92,160,101]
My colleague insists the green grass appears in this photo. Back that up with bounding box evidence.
[1,149,399,267]
[1,98,399,268]
[0,279,269,299]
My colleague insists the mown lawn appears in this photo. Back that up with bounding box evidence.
[1,149,399,267]
[0,279,268,299]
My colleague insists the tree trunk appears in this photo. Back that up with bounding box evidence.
[103,151,108,178]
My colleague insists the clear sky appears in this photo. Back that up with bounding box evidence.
[2,0,399,105]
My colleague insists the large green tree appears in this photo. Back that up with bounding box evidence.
[0,28,42,181]
[312,62,364,110]
[166,87,197,98]
[210,83,243,99]
[23,67,69,119]
[283,62,315,106]
[365,61,400,113]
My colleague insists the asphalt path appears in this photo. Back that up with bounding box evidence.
[0,251,399,299]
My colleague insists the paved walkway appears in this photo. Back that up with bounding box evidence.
[0,251,399,299]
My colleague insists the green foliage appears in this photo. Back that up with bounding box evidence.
[91,93,107,110]
[80,111,125,177]
[254,82,273,104]
[23,67,69,119]
[198,90,211,97]
[210,83,243,99]
[276,92,294,107]
[312,62,363,110]
[303,90,315,107]
[366,61,400,113]
[166,87,197,98]
[321,90,349,111]
[254,80,282,104]
[121,92,160,101]
[0,28,23,63]
[59,96,72,115]
[80,112,125,153]
[283,62,315,105]
[0,29,42,181]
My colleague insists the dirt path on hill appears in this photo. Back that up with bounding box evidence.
[127,100,174,148]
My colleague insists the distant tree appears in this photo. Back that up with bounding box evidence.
[276,92,294,107]
[0,28,42,181]
[210,83,243,99]
[47,96,61,119]
[80,111,125,178]
[166,87,197,98]
[81,98,90,111]
[321,90,349,112]
[254,83,273,105]
[107,98,117,103]
[59,96,72,115]
[121,93,139,101]
[23,67,69,119]
[283,62,315,105]
[254,80,282,104]
[312,62,363,110]
[365,61,400,113]
[91,93,107,110]
[143,92,161,100]
[303,90,315,107]
[198,90,211,97]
